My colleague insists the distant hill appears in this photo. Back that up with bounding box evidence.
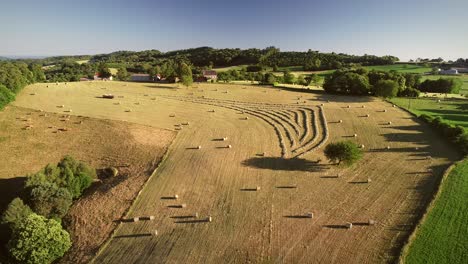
[0,56,10,61]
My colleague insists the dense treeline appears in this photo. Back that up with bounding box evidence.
[419,78,462,94]
[88,46,398,70]
[0,62,45,109]
[1,156,96,264]
[323,68,421,97]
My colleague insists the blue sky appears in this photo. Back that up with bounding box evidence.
[1,0,467,61]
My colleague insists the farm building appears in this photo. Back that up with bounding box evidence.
[202,70,217,80]
[439,69,459,75]
[131,74,152,82]
[454,67,468,73]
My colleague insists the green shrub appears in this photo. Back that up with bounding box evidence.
[398,87,420,97]
[1,198,33,227]
[8,213,71,264]
[324,140,363,166]
[26,182,72,220]
[0,84,15,110]
[26,155,96,199]
[374,79,399,98]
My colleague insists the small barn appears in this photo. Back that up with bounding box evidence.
[131,74,152,82]
[202,70,218,80]
[440,69,459,75]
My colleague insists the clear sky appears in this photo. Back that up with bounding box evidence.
[1,0,467,61]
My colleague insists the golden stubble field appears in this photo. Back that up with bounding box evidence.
[13,81,459,263]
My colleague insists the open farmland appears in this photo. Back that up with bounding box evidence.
[12,81,459,263]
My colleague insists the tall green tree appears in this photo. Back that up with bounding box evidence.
[283,70,296,84]
[178,62,193,87]
[8,213,71,264]
[116,66,130,81]
[374,79,399,98]
[1,198,32,227]
[324,141,363,166]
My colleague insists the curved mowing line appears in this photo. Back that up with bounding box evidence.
[160,95,328,158]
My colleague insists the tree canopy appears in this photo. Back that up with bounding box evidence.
[324,141,363,166]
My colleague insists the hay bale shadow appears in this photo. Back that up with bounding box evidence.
[322,224,348,229]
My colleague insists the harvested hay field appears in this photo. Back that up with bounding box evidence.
[0,105,175,263]
[11,81,460,263]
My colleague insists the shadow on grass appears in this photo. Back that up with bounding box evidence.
[322,224,348,229]
[174,219,209,224]
[114,233,153,239]
[283,215,311,219]
[241,157,329,172]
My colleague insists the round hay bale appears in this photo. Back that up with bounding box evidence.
[174,194,179,199]
[415,147,419,151]
[152,230,158,236]
[208,216,213,222]
[368,219,376,225]
[347,105,351,108]
[256,186,261,191]
[353,134,358,137]
[227,145,232,148]
[386,146,391,150]
[149,216,155,220]
[346,222,353,229]
[181,204,187,208]
[388,121,392,125]
[392,104,396,108]
[320,103,324,106]
[339,120,343,123]
[383,109,387,112]
[362,105,366,108]
[367,178,372,183]
[133,217,139,222]
[197,145,202,149]
[366,114,370,117]
[306,212,314,218]
[194,212,199,218]
[360,144,365,148]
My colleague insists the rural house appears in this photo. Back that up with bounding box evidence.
[94,73,113,81]
[202,70,217,80]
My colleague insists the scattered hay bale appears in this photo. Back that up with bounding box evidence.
[437,99,441,103]
[149,216,155,220]
[222,137,228,141]
[65,109,73,113]
[367,178,372,183]
[426,155,432,160]
[360,144,365,148]
[207,216,213,222]
[134,102,140,105]
[209,109,215,112]
[306,212,314,218]
[387,121,392,125]
[173,194,179,199]
[368,219,376,225]
[339,120,343,123]
[57,105,65,108]
[227,145,232,148]
[194,212,199,218]
[346,222,353,229]
[320,103,324,106]
[242,117,249,120]
[24,125,34,130]
[133,217,139,222]
[362,105,366,108]
[347,105,351,108]
[181,122,190,125]
[386,146,391,150]
[197,146,202,149]
[152,230,158,236]
[383,109,387,112]
[256,186,261,191]
[58,128,69,132]
[365,114,370,117]
[392,104,396,108]
[415,147,419,151]
[102,94,114,99]
[175,127,182,131]
[353,134,358,137]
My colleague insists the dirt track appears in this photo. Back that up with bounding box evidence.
[13,82,459,263]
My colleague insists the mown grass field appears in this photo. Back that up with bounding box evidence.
[11,81,460,263]
[403,160,468,264]
[363,64,432,74]
[389,97,468,128]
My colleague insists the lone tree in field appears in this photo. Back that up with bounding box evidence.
[178,62,193,87]
[324,141,363,166]
[116,66,130,81]
[374,79,399,98]
[8,213,71,264]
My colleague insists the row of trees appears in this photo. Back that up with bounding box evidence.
[87,46,398,70]
[0,62,45,109]
[323,68,427,97]
[2,156,96,264]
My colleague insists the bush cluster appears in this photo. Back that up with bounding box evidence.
[1,156,96,264]
[419,114,468,156]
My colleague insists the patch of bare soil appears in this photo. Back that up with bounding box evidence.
[0,106,175,263]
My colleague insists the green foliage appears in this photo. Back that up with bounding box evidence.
[404,160,468,264]
[178,62,193,87]
[97,62,112,78]
[26,182,72,220]
[8,213,71,264]
[418,114,467,155]
[398,87,420,97]
[323,70,371,95]
[263,73,277,85]
[283,70,296,84]
[116,66,130,81]
[374,79,399,98]
[419,78,463,94]
[1,198,33,227]
[324,141,363,166]
[26,155,96,199]
[296,75,306,86]
[0,84,16,110]
[246,65,263,72]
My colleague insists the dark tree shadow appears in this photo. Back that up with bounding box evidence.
[0,177,26,214]
[241,157,329,172]
[114,233,153,238]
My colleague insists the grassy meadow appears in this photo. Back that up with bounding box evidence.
[403,160,468,264]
